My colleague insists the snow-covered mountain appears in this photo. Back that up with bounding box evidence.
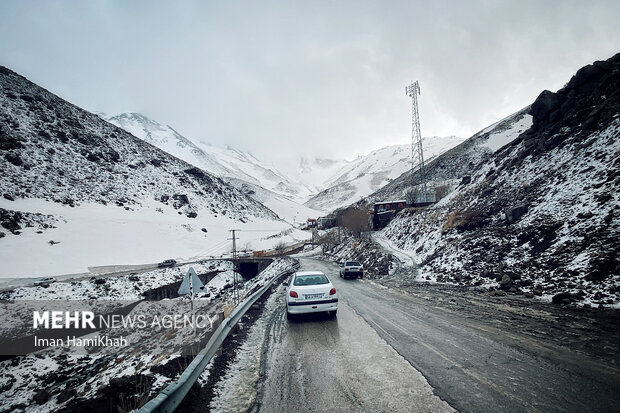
[360,108,532,206]
[103,112,324,221]
[275,156,350,195]
[104,113,310,199]
[103,112,465,216]
[225,177,325,225]
[0,66,308,278]
[372,53,620,306]
[305,136,465,212]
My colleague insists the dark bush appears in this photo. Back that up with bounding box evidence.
[4,153,23,166]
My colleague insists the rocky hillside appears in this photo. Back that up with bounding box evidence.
[104,113,311,202]
[0,66,291,277]
[377,53,620,306]
[358,109,532,206]
[0,68,277,221]
[104,112,323,222]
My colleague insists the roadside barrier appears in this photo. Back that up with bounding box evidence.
[137,260,299,413]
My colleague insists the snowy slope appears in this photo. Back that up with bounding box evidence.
[105,112,324,220]
[0,258,297,413]
[225,177,323,223]
[0,66,309,278]
[105,113,313,202]
[105,113,462,216]
[361,107,532,206]
[305,136,464,212]
[275,156,350,196]
[376,53,620,306]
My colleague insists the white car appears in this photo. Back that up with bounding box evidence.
[285,271,338,319]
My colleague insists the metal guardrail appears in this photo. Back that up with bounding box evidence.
[138,260,300,413]
[260,241,308,257]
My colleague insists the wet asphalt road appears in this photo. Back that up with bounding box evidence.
[250,258,620,413]
[251,285,453,413]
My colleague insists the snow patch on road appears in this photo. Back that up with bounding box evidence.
[208,283,285,412]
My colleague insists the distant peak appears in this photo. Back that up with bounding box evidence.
[110,112,154,123]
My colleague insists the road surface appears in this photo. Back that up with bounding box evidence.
[244,258,620,413]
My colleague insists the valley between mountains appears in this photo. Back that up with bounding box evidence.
[0,52,618,413]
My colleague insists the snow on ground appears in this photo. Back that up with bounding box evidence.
[207,267,287,412]
[376,115,619,307]
[0,258,298,412]
[483,114,533,151]
[372,233,419,277]
[0,197,310,280]
[105,113,317,204]
[225,178,326,222]
[305,137,464,212]
[274,156,350,199]
[262,194,325,223]
[323,138,464,190]
[291,244,323,258]
[0,261,231,301]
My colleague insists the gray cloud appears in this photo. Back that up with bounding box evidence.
[1,0,619,164]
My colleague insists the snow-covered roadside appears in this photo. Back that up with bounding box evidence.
[0,260,232,301]
[291,244,323,258]
[236,258,298,301]
[0,196,310,280]
[206,280,285,412]
[0,258,298,412]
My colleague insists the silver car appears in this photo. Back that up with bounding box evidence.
[339,261,364,279]
[285,271,338,319]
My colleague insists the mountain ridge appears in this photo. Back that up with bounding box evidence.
[104,111,465,215]
[0,65,308,278]
[369,53,620,306]
[305,135,465,212]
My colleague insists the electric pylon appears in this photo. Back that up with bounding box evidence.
[405,81,426,201]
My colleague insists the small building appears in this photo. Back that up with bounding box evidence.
[411,190,437,208]
[373,200,407,230]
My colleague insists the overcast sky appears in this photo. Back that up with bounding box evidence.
[1,1,619,165]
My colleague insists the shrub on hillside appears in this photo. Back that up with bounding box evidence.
[442,209,487,233]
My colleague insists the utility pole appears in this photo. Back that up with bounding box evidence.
[229,229,239,304]
[405,81,426,202]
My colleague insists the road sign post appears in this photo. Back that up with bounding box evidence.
[178,267,205,335]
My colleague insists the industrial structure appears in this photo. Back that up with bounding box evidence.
[405,81,435,204]
[372,200,407,230]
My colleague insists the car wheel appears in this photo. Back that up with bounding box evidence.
[359,274,363,279]
[330,310,337,318]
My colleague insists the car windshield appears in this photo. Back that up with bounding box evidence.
[293,274,329,286]
[346,261,361,266]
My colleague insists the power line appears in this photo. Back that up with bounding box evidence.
[196,239,230,257]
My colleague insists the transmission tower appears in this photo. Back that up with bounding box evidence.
[405,81,426,201]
